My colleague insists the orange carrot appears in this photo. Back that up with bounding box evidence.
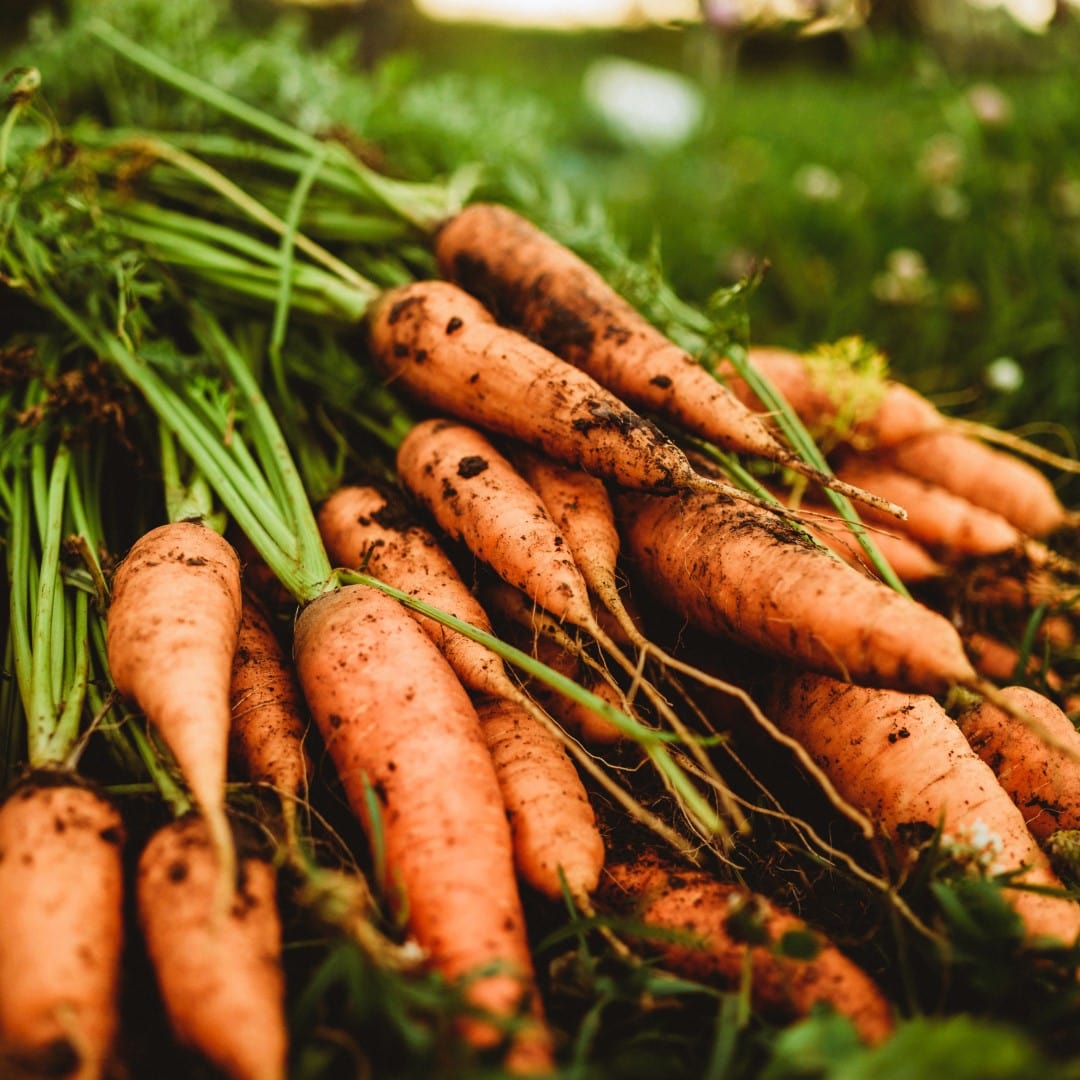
[136,815,287,1080]
[616,488,985,697]
[964,632,1063,694]
[885,429,1068,538]
[476,695,606,904]
[957,685,1080,841]
[317,482,512,700]
[106,520,242,893]
[0,777,125,1080]
[433,204,895,512]
[292,583,553,1070]
[367,279,717,495]
[229,590,313,820]
[600,853,895,1045]
[768,671,1080,944]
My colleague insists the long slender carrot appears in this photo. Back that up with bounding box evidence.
[433,203,898,515]
[106,519,243,907]
[292,583,553,1071]
[768,671,1080,944]
[600,853,895,1046]
[0,775,125,1080]
[957,685,1080,841]
[367,279,729,496]
[136,814,288,1080]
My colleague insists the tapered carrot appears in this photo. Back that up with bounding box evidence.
[0,776,125,1080]
[136,815,288,1080]
[768,671,1080,944]
[229,590,313,833]
[292,583,553,1070]
[616,487,985,697]
[964,632,1063,695]
[600,853,895,1046]
[367,279,724,496]
[433,203,897,515]
[476,695,606,904]
[106,520,242,902]
[885,429,1068,538]
[957,685,1080,843]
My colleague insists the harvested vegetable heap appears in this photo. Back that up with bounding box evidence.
[2,5,1080,1079]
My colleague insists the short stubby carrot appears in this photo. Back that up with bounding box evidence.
[136,815,288,1080]
[476,695,606,904]
[317,482,513,701]
[600,854,895,1046]
[367,278,710,494]
[229,590,313,813]
[0,775,125,1080]
[396,417,596,632]
[768,671,1080,945]
[106,520,243,886]
[885,429,1068,538]
[957,685,1080,841]
[616,488,981,697]
[292,583,553,1068]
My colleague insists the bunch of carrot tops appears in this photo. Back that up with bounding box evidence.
[2,5,1080,1079]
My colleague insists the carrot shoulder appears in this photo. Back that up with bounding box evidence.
[600,854,895,1046]
[768,671,1080,945]
[292,583,552,1069]
[136,815,288,1080]
[0,777,125,1080]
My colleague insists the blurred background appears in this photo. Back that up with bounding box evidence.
[5,0,1079,463]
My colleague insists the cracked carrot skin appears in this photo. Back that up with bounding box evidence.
[292,583,553,1071]
[367,278,706,494]
[137,816,287,1080]
[0,776,125,1080]
[769,672,1080,945]
[600,854,895,1046]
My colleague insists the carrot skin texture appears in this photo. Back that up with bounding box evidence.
[136,816,288,1080]
[616,488,979,696]
[600,856,894,1046]
[0,779,125,1080]
[885,429,1067,537]
[368,279,703,493]
[476,695,605,902]
[958,685,1080,840]
[769,672,1080,944]
[229,590,312,803]
[317,483,511,699]
[435,204,806,466]
[396,418,595,629]
[292,584,552,1067]
[106,521,242,849]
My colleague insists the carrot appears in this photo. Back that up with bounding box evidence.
[957,685,1080,842]
[0,776,125,1080]
[616,487,986,697]
[768,671,1080,944]
[316,482,512,700]
[433,204,896,514]
[884,429,1068,538]
[292,583,553,1070]
[475,695,606,904]
[599,853,895,1046]
[964,632,1063,695]
[106,520,243,905]
[229,590,313,837]
[136,815,288,1080]
[367,279,719,495]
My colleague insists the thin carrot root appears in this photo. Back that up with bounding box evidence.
[107,520,243,917]
[0,776,125,1080]
[957,685,1080,841]
[599,853,895,1046]
[136,815,288,1080]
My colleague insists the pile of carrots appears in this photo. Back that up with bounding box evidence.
[3,31,1080,1080]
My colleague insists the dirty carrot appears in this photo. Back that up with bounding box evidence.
[136,815,288,1080]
